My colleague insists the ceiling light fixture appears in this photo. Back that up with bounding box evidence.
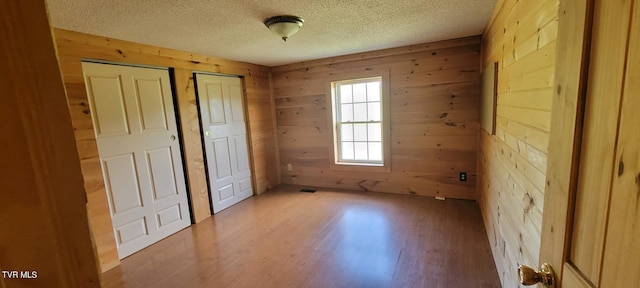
[263,15,304,42]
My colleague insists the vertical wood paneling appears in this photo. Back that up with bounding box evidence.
[272,36,482,199]
[52,29,278,272]
[478,0,559,286]
[173,69,211,225]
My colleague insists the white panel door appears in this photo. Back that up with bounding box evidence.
[82,62,191,259]
[195,74,253,213]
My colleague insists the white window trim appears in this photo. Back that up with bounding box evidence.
[326,68,391,173]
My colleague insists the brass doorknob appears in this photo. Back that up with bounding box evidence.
[518,263,555,287]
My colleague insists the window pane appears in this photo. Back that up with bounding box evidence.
[354,142,368,160]
[367,102,381,121]
[369,142,382,161]
[353,83,367,102]
[368,123,381,141]
[333,77,385,165]
[341,142,354,160]
[340,124,353,141]
[353,124,367,141]
[341,104,353,122]
[353,103,367,121]
[367,82,380,101]
[340,85,352,103]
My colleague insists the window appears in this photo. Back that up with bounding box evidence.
[331,77,385,166]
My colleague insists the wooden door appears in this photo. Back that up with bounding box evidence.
[194,73,253,214]
[82,62,191,259]
[536,0,640,287]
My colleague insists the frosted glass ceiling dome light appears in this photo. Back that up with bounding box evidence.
[263,15,304,42]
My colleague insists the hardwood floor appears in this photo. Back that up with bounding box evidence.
[102,185,500,288]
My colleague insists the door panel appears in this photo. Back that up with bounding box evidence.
[566,0,632,284]
[239,178,252,192]
[600,2,640,285]
[212,138,233,179]
[116,218,148,244]
[195,73,253,214]
[156,204,183,227]
[218,184,235,201]
[234,136,251,172]
[135,78,169,132]
[207,83,226,125]
[561,264,592,288]
[229,85,244,122]
[146,147,179,200]
[86,75,130,136]
[538,0,639,287]
[103,154,143,214]
[83,62,191,259]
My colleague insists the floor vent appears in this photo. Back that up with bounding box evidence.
[299,189,316,193]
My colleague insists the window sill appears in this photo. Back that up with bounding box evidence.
[329,162,391,173]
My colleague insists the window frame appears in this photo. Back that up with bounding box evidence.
[326,68,391,172]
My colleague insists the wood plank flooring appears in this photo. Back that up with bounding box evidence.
[102,185,500,288]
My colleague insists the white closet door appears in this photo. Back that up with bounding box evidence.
[82,62,191,259]
[195,73,253,214]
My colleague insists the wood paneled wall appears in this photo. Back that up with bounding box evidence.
[271,36,482,199]
[478,0,559,286]
[52,29,279,272]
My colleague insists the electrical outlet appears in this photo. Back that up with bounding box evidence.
[287,164,292,171]
[459,172,467,182]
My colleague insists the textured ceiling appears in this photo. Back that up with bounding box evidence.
[47,0,496,67]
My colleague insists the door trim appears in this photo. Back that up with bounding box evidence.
[192,70,242,78]
[82,58,169,71]
[539,0,594,280]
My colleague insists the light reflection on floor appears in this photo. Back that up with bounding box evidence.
[332,206,398,287]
